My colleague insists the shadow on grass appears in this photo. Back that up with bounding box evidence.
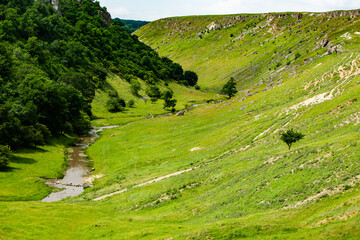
[16,147,48,154]
[0,166,20,172]
[11,156,37,165]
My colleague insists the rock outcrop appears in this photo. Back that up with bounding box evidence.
[98,10,111,27]
[37,0,112,27]
[51,0,59,11]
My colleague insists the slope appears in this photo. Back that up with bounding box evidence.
[136,10,360,90]
[1,9,360,240]
[0,0,208,201]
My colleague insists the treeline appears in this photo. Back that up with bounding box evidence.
[113,18,149,33]
[0,0,197,151]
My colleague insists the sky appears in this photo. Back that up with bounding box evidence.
[98,0,359,21]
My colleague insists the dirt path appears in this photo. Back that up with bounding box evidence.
[93,167,196,201]
[93,144,252,201]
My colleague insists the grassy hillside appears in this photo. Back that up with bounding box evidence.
[1,9,360,240]
[90,73,216,126]
[136,10,360,90]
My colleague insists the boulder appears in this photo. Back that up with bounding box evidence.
[176,111,185,116]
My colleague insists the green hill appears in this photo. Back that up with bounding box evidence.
[136,10,360,90]
[0,0,201,150]
[1,6,360,240]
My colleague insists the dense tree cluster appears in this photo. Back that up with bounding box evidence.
[113,18,149,33]
[0,0,197,150]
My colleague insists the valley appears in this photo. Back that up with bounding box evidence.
[1,2,360,239]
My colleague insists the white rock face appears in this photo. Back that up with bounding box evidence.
[51,0,59,11]
[207,22,218,31]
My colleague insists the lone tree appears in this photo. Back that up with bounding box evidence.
[162,90,177,111]
[220,77,237,99]
[280,129,305,150]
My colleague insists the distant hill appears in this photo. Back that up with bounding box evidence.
[114,18,150,33]
[136,10,360,90]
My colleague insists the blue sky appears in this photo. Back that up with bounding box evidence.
[98,0,359,21]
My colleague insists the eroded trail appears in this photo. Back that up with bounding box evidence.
[93,145,251,201]
[93,168,196,201]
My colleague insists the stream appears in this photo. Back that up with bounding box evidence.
[41,126,118,202]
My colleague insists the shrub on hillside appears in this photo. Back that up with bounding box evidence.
[0,145,12,169]
[220,77,237,99]
[184,71,198,86]
[127,99,135,108]
[146,86,161,99]
[130,80,142,96]
[107,97,126,112]
[162,90,177,110]
[280,129,305,150]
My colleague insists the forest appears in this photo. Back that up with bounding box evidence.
[114,18,149,33]
[0,0,195,152]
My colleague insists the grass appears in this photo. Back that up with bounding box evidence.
[91,74,217,126]
[1,10,360,239]
[136,11,360,91]
[0,136,74,201]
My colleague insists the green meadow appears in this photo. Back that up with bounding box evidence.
[1,11,360,239]
[0,137,74,201]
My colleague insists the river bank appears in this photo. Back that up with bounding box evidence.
[42,126,118,202]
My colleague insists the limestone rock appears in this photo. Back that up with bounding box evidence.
[176,111,185,116]
[98,10,111,27]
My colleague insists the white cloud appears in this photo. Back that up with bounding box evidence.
[207,0,247,14]
[206,0,359,14]
[107,6,130,18]
[98,0,359,21]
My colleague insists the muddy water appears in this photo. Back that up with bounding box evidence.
[42,126,118,202]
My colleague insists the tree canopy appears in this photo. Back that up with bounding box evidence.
[220,77,237,99]
[0,0,193,149]
[280,129,305,150]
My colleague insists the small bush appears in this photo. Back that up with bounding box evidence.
[150,97,158,104]
[295,52,301,60]
[0,145,11,169]
[195,85,200,90]
[107,90,118,98]
[130,79,141,96]
[107,97,126,112]
[127,99,135,108]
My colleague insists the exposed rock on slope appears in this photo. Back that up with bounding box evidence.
[136,9,360,89]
